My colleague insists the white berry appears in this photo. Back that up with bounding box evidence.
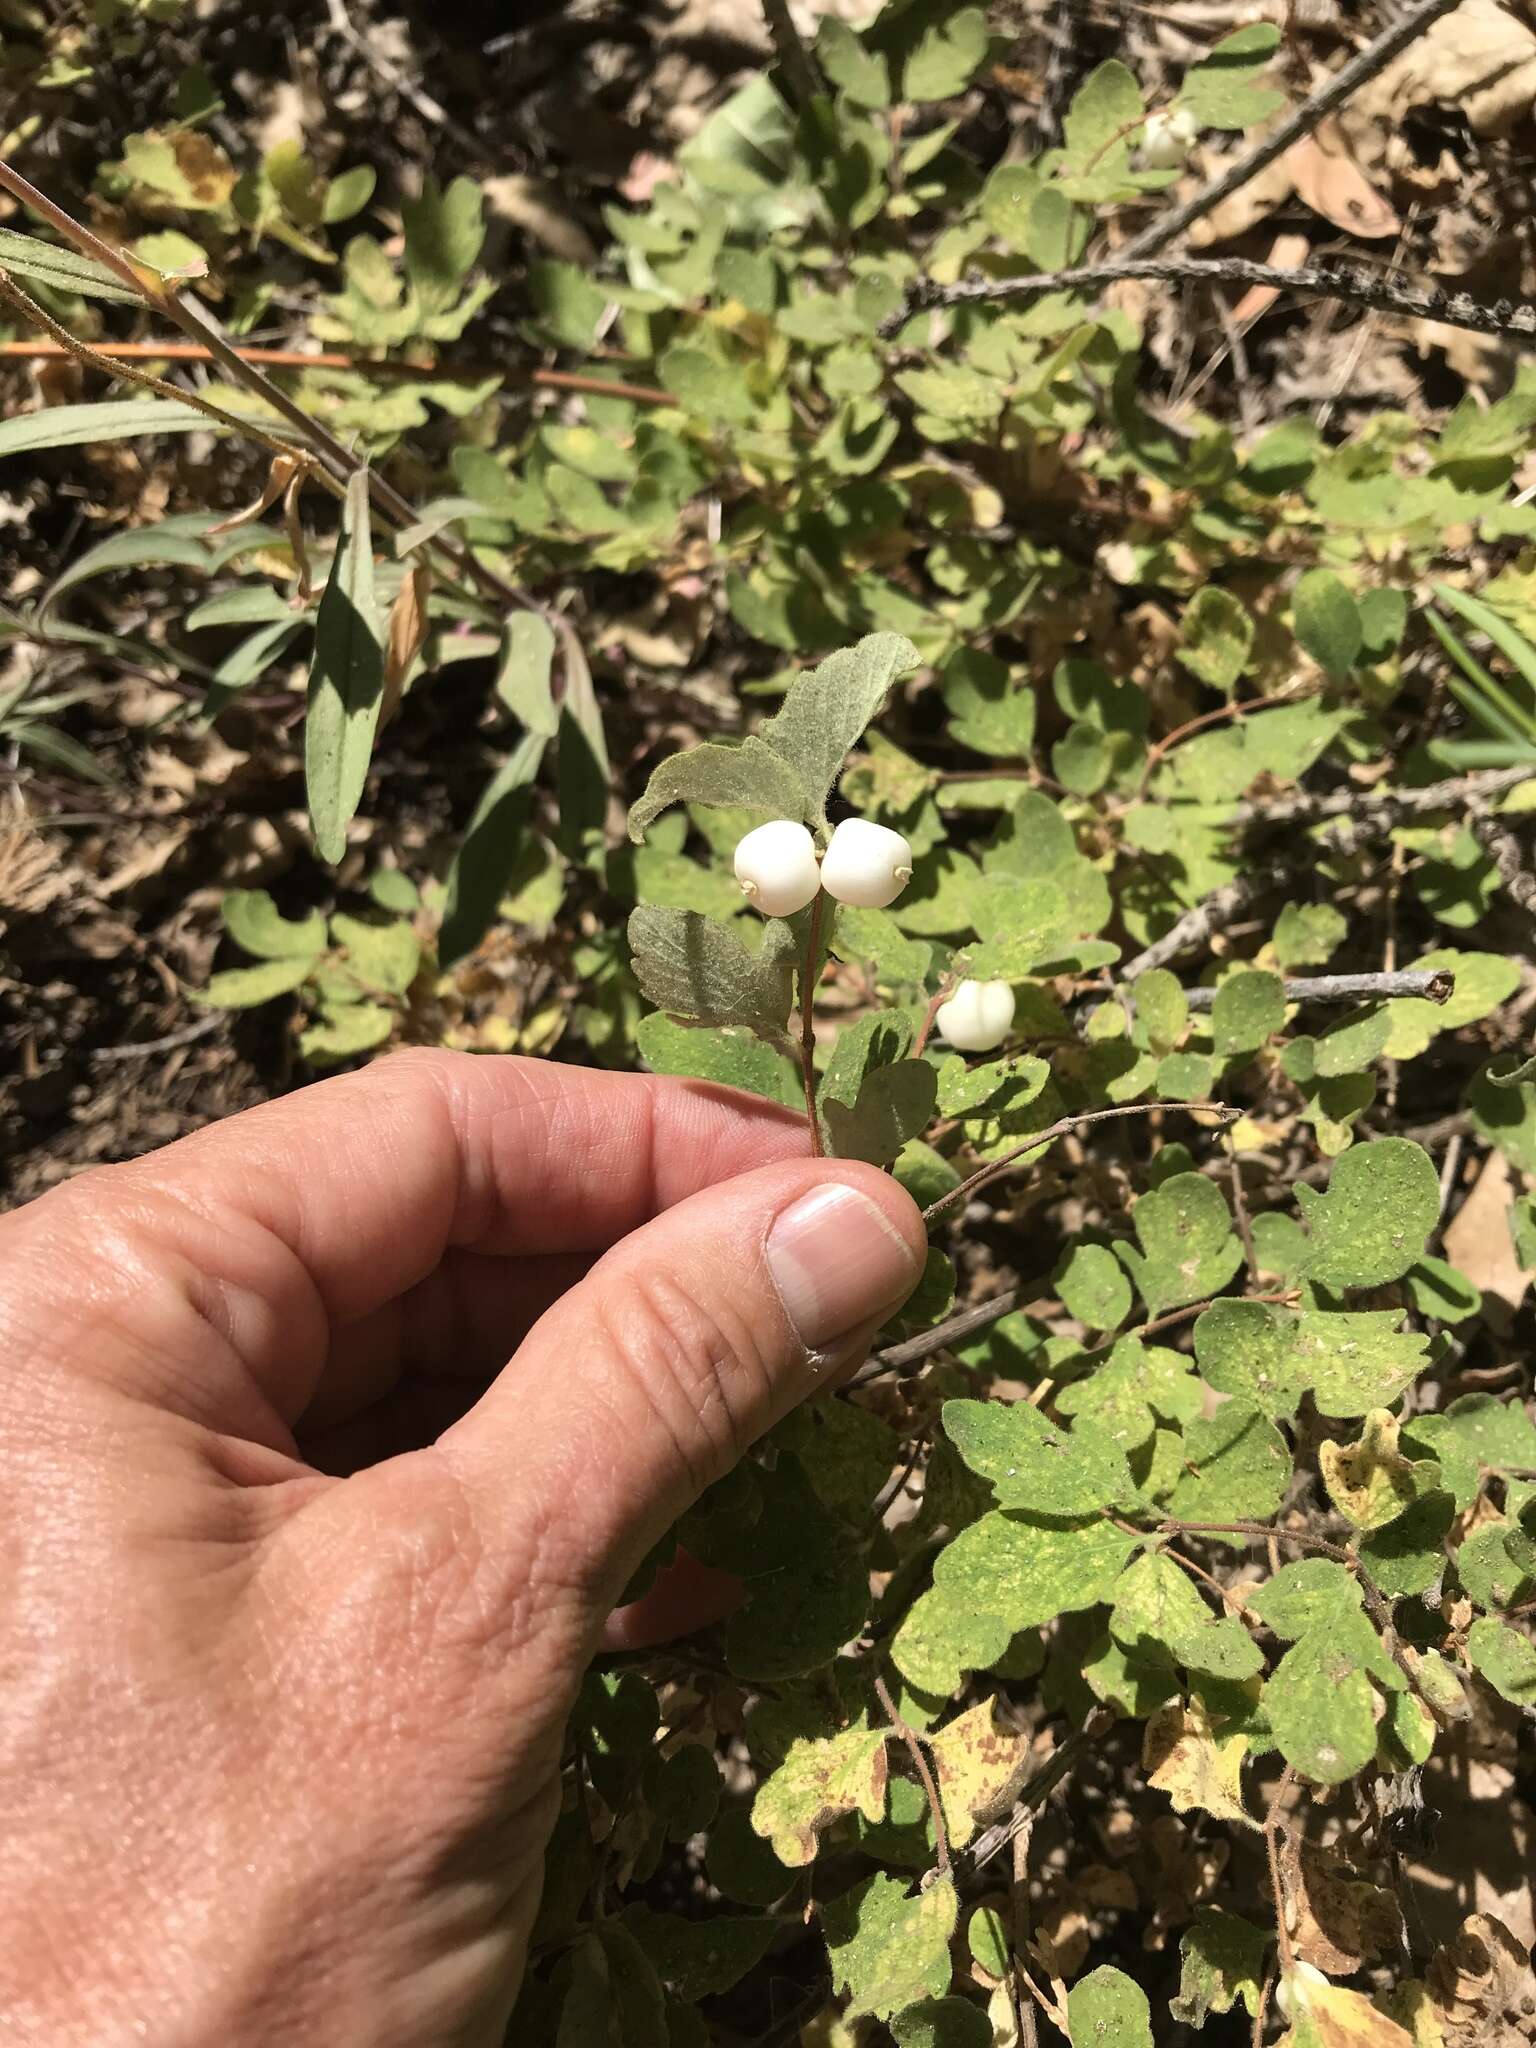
[733,819,822,917]
[935,978,1016,1052]
[1142,106,1198,169]
[818,818,913,909]
[1275,1963,1328,2022]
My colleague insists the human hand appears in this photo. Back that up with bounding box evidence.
[0,1052,924,2047]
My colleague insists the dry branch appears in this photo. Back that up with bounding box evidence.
[899,257,1536,344]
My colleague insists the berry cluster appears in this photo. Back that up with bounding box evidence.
[732,820,1016,1054]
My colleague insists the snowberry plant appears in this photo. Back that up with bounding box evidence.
[592,630,1536,2048]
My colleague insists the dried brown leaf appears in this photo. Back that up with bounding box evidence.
[1286,121,1399,239]
[1359,0,1536,138]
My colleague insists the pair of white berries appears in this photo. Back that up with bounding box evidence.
[732,818,1017,1055]
[733,817,914,915]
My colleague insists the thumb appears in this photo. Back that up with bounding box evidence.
[437,1158,925,1613]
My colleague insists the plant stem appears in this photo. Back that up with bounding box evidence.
[921,1100,1237,1225]
[894,254,1534,346]
[0,270,329,477]
[874,1672,951,1883]
[1182,969,1453,1011]
[1264,1763,1298,1975]
[801,890,825,1158]
[0,335,674,406]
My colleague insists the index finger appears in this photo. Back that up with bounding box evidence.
[13,1052,810,1430]
[127,1049,813,1323]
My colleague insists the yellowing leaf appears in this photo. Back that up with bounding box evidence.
[926,1701,1033,1851]
[750,1723,890,1868]
[1143,1697,1252,1825]
[1319,1411,1430,1530]
[1279,1965,1414,2048]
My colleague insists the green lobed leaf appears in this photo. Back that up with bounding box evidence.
[1118,1173,1244,1315]
[1265,1629,1382,1785]
[889,1588,1015,1697]
[1176,22,1284,128]
[1211,970,1284,1059]
[1065,1965,1154,2048]
[299,1002,396,1063]
[822,1059,937,1164]
[1403,1393,1536,1507]
[1466,1615,1536,1707]
[306,470,385,867]
[628,738,807,842]
[628,906,794,1034]
[189,955,314,1009]
[1162,1401,1291,1526]
[1056,1242,1133,1330]
[929,1510,1138,1634]
[1194,1300,1429,1422]
[1358,1489,1455,1598]
[1176,586,1253,691]
[824,1874,959,2020]
[890,1996,990,2048]
[221,888,327,960]
[1171,1908,1270,2025]
[1246,1560,1362,1640]
[936,1053,1050,1121]
[618,1906,774,2003]
[1294,1138,1440,1288]
[941,648,1036,757]
[943,1397,1135,1517]
[635,1014,800,1107]
[1292,568,1362,679]
[329,911,420,996]
[760,633,920,826]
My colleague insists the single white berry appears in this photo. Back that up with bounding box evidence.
[1141,106,1198,169]
[935,978,1016,1052]
[818,818,913,909]
[733,819,821,917]
[1275,1963,1328,2022]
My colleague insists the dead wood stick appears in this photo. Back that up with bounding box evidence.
[897,255,1536,344]
[1182,969,1453,1010]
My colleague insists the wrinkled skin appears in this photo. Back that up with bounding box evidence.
[0,1052,922,2047]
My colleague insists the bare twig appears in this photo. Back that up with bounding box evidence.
[0,336,674,406]
[1264,1764,1298,1975]
[1232,762,1534,830]
[1470,815,1536,913]
[1226,1129,1259,1281]
[1119,863,1293,980]
[1120,0,1460,259]
[1182,969,1454,1010]
[874,1673,951,1883]
[921,1100,1238,1224]
[897,254,1536,344]
[0,271,317,473]
[89,1012,225,1061]
[850,1280,1038,1386]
